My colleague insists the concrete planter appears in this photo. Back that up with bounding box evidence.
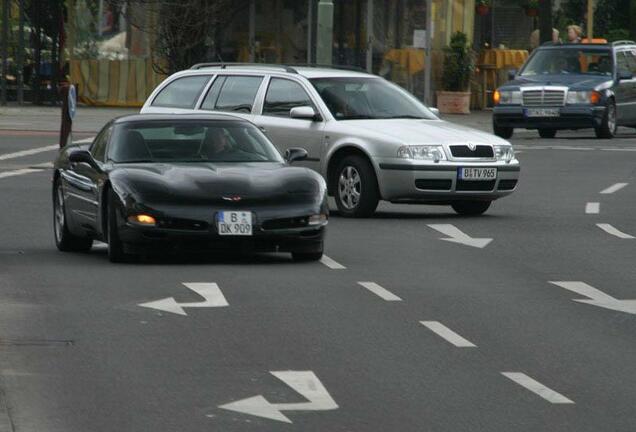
[436,91,471,114]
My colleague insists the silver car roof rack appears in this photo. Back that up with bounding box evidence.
[190,62,299,73]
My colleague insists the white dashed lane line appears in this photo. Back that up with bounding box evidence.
[0,144,58,161]
[419,321,476,348]
[0,163,53,179]
[501,372,575,404]
[600,183,628,194]
[585,202,600,214]
[320,255,346,270]
[596,223,635,239]
[357,282,402,302]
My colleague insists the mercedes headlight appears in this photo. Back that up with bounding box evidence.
[494,145,515,162]
[495,90,522,105]
[397,145,446,162]
[567,90,601,105]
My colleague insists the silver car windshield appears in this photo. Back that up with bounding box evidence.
[520,48,613,77]
[110,120,284,163]
[310,77,436,120]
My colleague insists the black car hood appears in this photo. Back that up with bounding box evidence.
[505,74,612,90]
[110,162,323,206]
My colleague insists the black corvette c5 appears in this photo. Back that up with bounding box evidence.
[52,114,328,262]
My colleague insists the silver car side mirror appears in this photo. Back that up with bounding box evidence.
[290,106,319,121]
[429,107,440,117]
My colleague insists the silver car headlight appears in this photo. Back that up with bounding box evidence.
[397,145,446,162]
[494,145,515,162]
[498,90,522,105]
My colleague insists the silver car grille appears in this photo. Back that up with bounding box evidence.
[522,89,566,107]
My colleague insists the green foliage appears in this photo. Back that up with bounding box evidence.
[556,0,631,40]
[475,0,491,6]
[442,32,475,92]
[522,0,539,8]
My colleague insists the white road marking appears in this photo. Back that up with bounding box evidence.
[550,281,636,314]
[596,223,635,239]
[0,162,54,179]
[0,145,58,161]
[320,255,346,269]
[600,182,628,194]
[585,202,600,214]
[357,282,402,301]
[419,321,476,347]
[501,372,574,404]
[138,282,229,316]
[219,371,338,423]
[427,224,492,249]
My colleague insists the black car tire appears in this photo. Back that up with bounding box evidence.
[451,200,492,216]
[107,189,134,263]
[53,179,93,252]
[493,124,513,139]
[538,128,557,138]
[334,155,379,218]
[595,100,617,139]
[292,251,323,262]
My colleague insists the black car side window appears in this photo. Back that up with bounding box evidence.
[213,76,264,113]
[90,126,111,163]
[616,52,630,74]
[263,78,315,117]
[623,50,636,74]
[152,75,210,109]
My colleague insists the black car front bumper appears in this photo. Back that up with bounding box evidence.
[493,105,606,130]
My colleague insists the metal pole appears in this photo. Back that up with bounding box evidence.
[17,0,24,104]
[539,0,552,44]
[307,0,313,63]
[366,0,373,72]
[1,0,8,106]
[316,0,333,65]
[424,0,432,106]
[248,0,255,62]
[586,0,593,41]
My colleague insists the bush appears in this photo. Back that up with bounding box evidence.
[442,32,475,92]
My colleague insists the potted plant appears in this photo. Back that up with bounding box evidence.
[523,0,539,17]
[475,0,491,16]
[437,32,475,114]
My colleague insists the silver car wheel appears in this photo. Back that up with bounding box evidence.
[54,185,65,242]
[338,166,361,210]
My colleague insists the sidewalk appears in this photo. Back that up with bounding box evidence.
[0,103,493,134]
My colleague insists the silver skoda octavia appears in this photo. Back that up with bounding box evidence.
[141,64,520,217]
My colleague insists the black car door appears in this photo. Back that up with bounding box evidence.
[614,50,636,123]
[621,48,636,123]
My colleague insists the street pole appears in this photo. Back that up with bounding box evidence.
[424,0,432,106]
[538,0,552,44]
[248,0,255,62]
[17,0,24,105]
[316,0,333,65]
[1,0,8,106]
[366,0,373,72]
[586,0,594,41]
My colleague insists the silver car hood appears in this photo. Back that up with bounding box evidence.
[343,119,510,146]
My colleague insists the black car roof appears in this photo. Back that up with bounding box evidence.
[112,113,249,125]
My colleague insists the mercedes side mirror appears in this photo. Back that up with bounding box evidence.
[507,69,517,81]
[284,147,308,163]
[290,106,319,121]
[618,69,633,81]
[69,150,100,170]
[429,107,440,116]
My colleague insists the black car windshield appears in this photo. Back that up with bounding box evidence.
[109,120,284,163]
[310,77,437,120]
[520,48,613,77]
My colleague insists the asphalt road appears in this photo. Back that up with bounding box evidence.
[0,125,635,431]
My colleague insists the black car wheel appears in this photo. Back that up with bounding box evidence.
[107,189,134,263]
[451,200,492,216]
[53,179,93,252]
[334,155,379,218]
[538,128,557,138]
[493,124,513,139]
[595,100,617,139]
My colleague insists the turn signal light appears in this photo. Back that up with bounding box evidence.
[128,214,156,225]
[590,91,601,105]
[493,90,501,105]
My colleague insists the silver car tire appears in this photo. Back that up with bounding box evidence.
[334,155,379,218]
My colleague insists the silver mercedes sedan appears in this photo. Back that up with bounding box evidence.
[141,64,520,217]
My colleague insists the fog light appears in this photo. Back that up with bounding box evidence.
[128,214,156,226]
[308,214,328,226]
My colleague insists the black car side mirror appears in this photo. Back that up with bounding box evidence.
[507,69,517,81]
[69,150,100,170]
[284,147,308,163]
[618,69,633,81]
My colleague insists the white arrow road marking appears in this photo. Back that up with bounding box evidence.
[501,372,574,404]
[600,182,628,194]
[550,281,636,314]
[219,371,338,423]
[320,255,346,269]
[585,202,600,214]
[427,224,492,248]
[357,282,402,301]
[596,223,635,239]
[420,321,476,347]
[138,282,228,316]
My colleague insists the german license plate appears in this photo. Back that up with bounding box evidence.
[217,211,253,236]
[525,108,560,117]
[458,167,497,181]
